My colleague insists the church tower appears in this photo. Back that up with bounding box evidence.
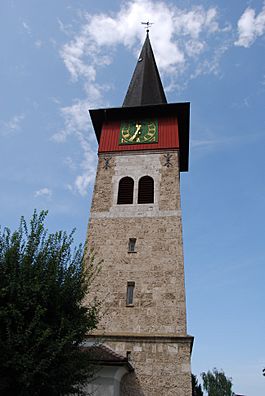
[85,32,193,396]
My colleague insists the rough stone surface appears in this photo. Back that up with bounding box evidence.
[90,155,115,212]
[159,153,181,211]
[87,215,186,335]
[118,339,192,396]
[85,150,192,395]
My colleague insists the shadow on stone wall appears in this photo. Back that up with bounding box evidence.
[121,372,144,396]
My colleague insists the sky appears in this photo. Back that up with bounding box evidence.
[0,0,265,394]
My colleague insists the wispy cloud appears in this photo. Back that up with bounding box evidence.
[35,39,43,48]
[52,100,97,196]
[74,139,96,196]
[0,113,25,136]
[22,21,31,35]
[191,130,265,155]
[64,156,77,171]
[34,187,52,199]
[231,96,251,109]
[53,100,91,143]
[191,136,235,151]
[57,17,74,36]
[235,5,265,47]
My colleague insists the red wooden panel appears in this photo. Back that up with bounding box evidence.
[98,117,179,153]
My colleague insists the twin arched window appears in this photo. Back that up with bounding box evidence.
[117,176,154,205]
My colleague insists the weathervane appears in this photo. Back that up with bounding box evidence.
[141,21,154,33]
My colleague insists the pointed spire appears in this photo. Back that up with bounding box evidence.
[123,33,167,107]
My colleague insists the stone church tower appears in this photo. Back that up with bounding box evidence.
[84,32,193,396]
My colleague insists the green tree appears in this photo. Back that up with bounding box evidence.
[0,210,99,395]
[201,368,233,396]
[192,373,204,396]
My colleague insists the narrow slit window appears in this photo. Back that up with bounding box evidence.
[138,176,154,204]
[126,282,135,306]
[117,177,134,204]
[128,238,136,253]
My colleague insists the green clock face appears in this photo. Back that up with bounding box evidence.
[119,119,158,145]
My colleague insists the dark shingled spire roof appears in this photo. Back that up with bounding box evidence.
[123,33,167,107]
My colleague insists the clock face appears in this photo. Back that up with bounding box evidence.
[119,119,158,145]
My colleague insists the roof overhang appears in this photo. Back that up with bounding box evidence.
[81,344,134,372]
[89,102,190,172]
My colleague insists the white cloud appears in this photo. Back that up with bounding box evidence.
[60,40,97,82]
[82,1,227,73]
[73,131,97,196]
[64,156,77,171]
[57,17,74,36]
[190,41,229,79]
[35,39,43,48]
[34,188,52,199]
[191,137,232,150]
[173,6,219,39]
[52,99,97,196]
[235,5,265,47]
[56,0,231,196]
[185,39,205,57]
[191,128,264,155]
[0,114,25,136]
[22,21,31,35]
[53,100,89,143]
[60,0,229,83]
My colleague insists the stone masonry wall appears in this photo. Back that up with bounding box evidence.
[85,150,192,395]
[90,155,115,212]
[86,151,187,336]
[118,339,192,396]
[87,215,186,335]
[159,152,181,211]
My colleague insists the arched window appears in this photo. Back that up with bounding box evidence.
[138,176,154,204]
[117,177,134,204]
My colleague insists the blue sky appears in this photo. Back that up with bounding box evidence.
[1,1,265,394]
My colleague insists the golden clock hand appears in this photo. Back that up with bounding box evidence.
[129,123,142,142]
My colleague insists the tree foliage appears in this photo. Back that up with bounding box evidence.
[192,374,204,396]
[0,211,99,395]
[201,368,233,396]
